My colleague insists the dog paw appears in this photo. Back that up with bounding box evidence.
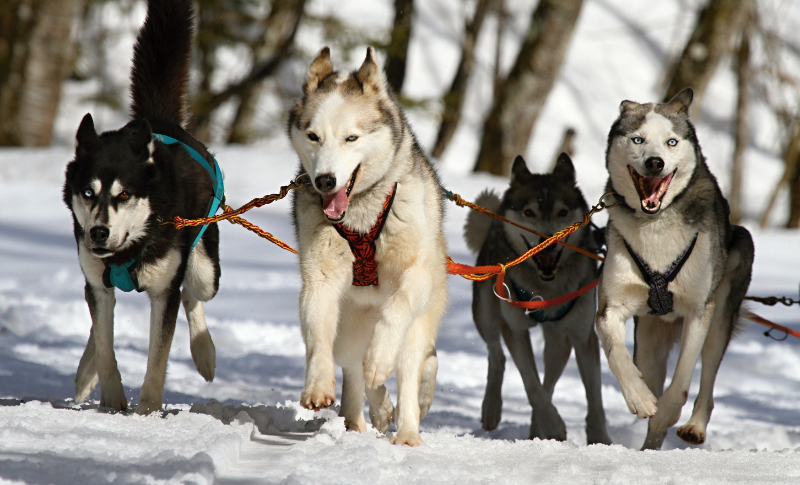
[135,398,162,416]
[344,415,367,433]
[586,424,613,446]
[190,332,216,382]
[300,379,336,411]
[481,393,503,431]
[531,403,567,441]
[619,372,658,418]
[75,373,99,404]
[391,430,423,447]
[676,422,706,445]
[362,348,396,389]
[648,393,684,433]
[368,393,395,433]
[99,384,128,412]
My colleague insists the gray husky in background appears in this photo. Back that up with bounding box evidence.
[596,88,754,450]
[289,47,447,446]
[465,154,612,444]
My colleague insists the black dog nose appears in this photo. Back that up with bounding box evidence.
[315,174,337,192]
[90,226,110,243]
[645,157,664,174]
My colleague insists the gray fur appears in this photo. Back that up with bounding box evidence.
[464,154,612,444]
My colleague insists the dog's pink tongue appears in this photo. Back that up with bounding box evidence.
[641,176,663,205]
[322,186,349,219]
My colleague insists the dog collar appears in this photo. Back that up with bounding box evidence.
[623,234,698,315]
[102,131,224,293]
[509,277,577,323]
[333,183,397,286]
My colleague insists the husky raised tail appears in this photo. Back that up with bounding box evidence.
[596,88,754,449]
[64,0,221,414]
[289,48,447,446]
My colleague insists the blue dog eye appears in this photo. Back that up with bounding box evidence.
[632,137,643,144]
[667,138,678,146]
[82,189,94,198]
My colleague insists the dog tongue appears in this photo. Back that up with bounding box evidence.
[641,176,664,205]
[322,186,349,219]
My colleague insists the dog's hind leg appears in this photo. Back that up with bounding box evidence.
[634,315,678,450]
[418,347,438,419]
[366,384,394,433]
[542,324,571,397]
[85,283,128,411]
[473,281,505,431]
[500,324,566,441]
[181,291,215,382]
[75,325,99,404]
[572,329,612,445]
[136,288,181,415]
[340,366,367,432]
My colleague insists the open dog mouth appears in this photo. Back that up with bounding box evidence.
[522,235,561,282]
[321,165,360,222]
[628,165,676,214]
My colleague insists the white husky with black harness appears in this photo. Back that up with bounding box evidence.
[597,88,754,449]
[289,47,447,446]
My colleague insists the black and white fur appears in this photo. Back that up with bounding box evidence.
[465,154,612,444]
[288,48,447,446]
[596,88,754,449]
[63,0,220,414]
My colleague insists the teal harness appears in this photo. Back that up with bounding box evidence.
[509,278,577,323]
[103,133,224,292]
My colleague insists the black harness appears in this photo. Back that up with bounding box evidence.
[623,234,698,315]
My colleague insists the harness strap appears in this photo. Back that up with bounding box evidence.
[334,183,397,286]
[623,234,698,315]
[495,271,599,311]
[102,132,224,293]
[508,277,578,323]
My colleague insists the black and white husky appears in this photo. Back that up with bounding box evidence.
[596,88,754,449]
[464,154,612,444]
[63,0,222,414]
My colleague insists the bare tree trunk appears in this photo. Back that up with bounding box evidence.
[473,0,584,175]
[384,0,414,94]
[493,0,506,100]
[760,117,800,228]
[189,0,306,141]
[728,22,751,224]
[662,0,752,110]
[788,140,800,228]
[431,0,492,159]
[0,0,83,146]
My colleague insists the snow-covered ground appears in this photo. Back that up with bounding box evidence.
[2,0,800,483]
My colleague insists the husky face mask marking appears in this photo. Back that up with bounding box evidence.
[66,114,156,257]
[289,47,396,222]
[502,155,587,281]
[607,88,697,214]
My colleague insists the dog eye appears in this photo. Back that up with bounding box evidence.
[557,209,568,217]
[632,136,644,144]
[346,135,358,142]
[118,191,131,200]
[667,138,678,147]
[82,188,95,198]
[523,209,535,218]
[307,132,319,142]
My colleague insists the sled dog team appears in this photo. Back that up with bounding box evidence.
[63,0,753,450]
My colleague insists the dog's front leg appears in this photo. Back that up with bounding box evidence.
[649,301,715,434]
[596,292,658,419]
[136,287,181,415]
[362,285,416,389]
[299,262,349,410]
[84,283,127,411]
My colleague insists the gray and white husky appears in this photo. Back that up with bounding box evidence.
[288,47,447,446]
[596,88,754,450]
[464,154,612,444]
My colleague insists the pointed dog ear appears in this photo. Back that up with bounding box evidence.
[510,155,532,181]
[552,152,575,183]
[666,87,693,115]
[619,100,638,113]
[76,113,98,158]
[305,47,334,93]
[124,118,153,157]
[356,47,386,95]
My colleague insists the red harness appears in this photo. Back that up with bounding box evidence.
[334,183,397,286]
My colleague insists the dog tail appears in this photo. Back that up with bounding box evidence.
[463,189,501,254]
[129,0,194,127]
